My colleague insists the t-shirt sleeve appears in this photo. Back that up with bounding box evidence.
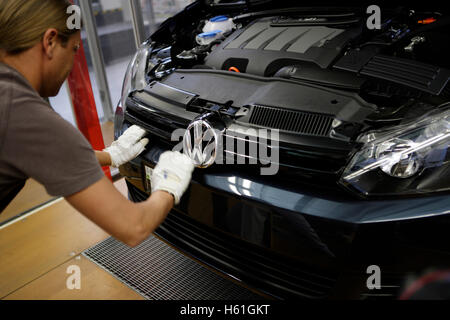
[4,95,105,197]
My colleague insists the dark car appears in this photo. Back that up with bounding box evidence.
[115,0,450,299]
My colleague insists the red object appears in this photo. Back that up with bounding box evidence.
[67,41,112,180]
[399,270,450,300]
[228,66,240,73]
[418,18,437,24]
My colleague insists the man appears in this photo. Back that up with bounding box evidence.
[0,0,194,247]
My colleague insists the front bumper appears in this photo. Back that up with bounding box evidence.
[121,145,450,299]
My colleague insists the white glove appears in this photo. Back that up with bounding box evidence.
[151,151,195,205]
[104,125,149,167]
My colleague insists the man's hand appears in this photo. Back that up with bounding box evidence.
[104,125,149,167]
[151,151,195,205]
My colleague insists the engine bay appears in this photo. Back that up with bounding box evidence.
[135,3,449,143]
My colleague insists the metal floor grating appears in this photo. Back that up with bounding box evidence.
[83,235,264,300]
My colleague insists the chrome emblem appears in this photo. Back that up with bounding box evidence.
[183,120,219,168]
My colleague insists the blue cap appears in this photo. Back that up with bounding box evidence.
[198,30,222,38]
[210,15,228,22]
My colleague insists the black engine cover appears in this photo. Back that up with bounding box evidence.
[204,17,361,76]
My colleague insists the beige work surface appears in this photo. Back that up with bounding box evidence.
[3,254,144,300]
[0,179,143,300]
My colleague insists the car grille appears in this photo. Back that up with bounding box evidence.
[123,90,357,198]
[125,99,189,143]
[249,105,334,137]
[125,95,348,169]
[128,182,340,299]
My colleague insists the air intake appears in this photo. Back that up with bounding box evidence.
[249,105,334,136]
[360,55,450,95]
[83,235,262,300]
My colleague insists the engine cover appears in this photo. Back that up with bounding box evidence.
[204,17,361,76]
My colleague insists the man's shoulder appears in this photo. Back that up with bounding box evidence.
[0,62,50,114]
[0,62,35,93]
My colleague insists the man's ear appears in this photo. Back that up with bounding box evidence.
[42,28,59,59]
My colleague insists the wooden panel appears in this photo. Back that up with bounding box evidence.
[0,199,110,298]
[3,255,144,300]
[0,179,54,224]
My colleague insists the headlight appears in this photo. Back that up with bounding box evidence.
[340,105,450,197]
[120,41,153,110]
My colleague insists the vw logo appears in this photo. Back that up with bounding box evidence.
[183,120,219,168]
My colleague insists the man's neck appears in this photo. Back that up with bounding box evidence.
[1,47,43,94]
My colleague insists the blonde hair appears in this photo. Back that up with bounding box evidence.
[0,0,79,54]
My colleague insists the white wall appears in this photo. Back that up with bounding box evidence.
[99,0,123,11]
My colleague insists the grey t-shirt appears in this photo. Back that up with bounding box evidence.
[0,62,105,213]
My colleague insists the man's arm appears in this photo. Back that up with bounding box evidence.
[66,176,174,247]
[66,151,194,248]
[95,151,112,167]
